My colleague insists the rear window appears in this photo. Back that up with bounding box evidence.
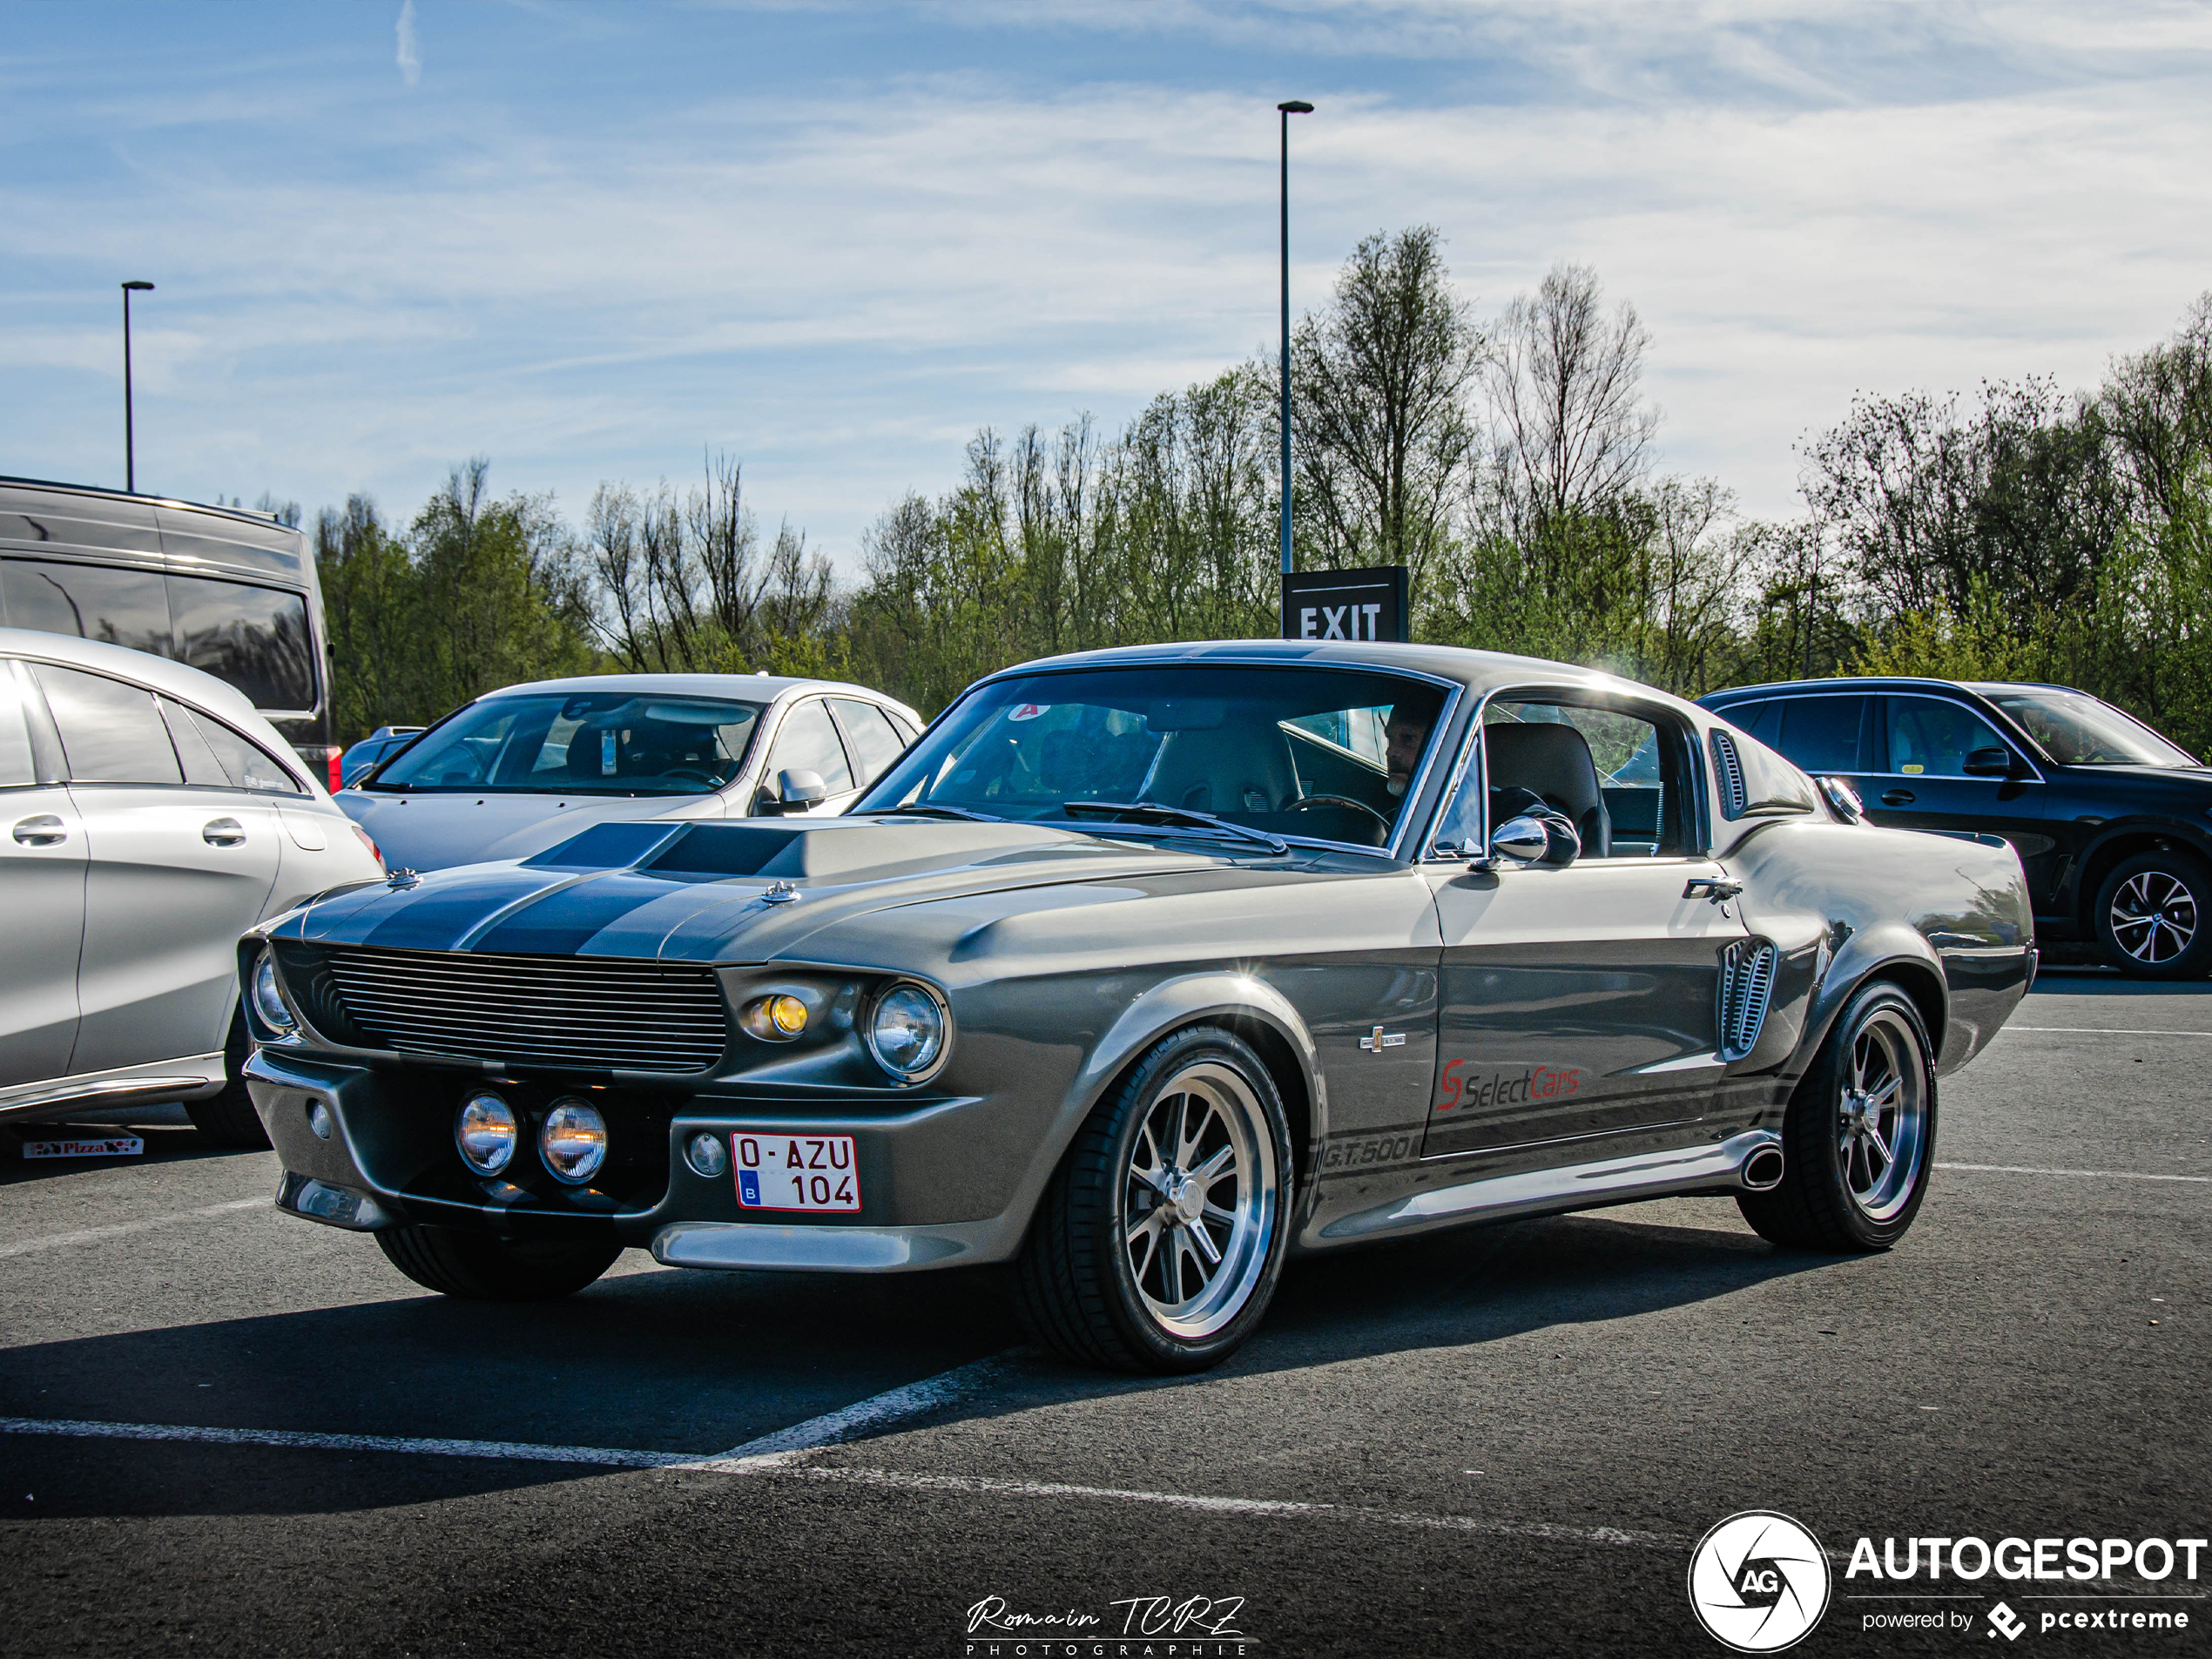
[166,575,317,711]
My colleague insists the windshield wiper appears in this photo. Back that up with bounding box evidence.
[1056,800,1289,856]
[880,803,1003,823]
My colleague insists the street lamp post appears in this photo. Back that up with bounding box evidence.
[121,280,154,492]
[1277,100,1312,577]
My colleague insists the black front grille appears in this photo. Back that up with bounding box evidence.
[320,947,729,1073]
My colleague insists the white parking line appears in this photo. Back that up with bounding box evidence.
[0,1414,690,1467]
[690,1353,1019,1468]
[0,1196,266,1259]
[0,1413,1691,1552]
[2002,1026,2212,1038]
[1938,1163,2210,1184]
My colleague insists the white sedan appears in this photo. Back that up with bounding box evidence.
[335,674,923,874]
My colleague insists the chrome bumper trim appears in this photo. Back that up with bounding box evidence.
[651,1219,988,1273]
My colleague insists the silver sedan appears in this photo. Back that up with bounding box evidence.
[0,628,383,1144]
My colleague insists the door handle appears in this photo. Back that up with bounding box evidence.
[1880,790,1915,806]
[12,815,66,846]
[1683,876,1743,902]
[202,818,247,846]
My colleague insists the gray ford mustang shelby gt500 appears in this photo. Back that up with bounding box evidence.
[241,641,2033,1372]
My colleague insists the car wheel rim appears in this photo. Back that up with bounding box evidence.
[1835,1008,1927,1224]
[2109,870,2199,965]
[1122,1059,1278,1340]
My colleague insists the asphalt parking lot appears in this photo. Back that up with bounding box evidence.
[2,967,2205,1658]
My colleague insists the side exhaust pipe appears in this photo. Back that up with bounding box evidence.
[1740,1146,1785,1192]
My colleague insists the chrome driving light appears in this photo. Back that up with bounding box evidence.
[540,1098,609,1184]
[740,993,811,1041]
[250,949,294,1033]
[685,1131,729,1178]
[455,1092,518,1175]
[865,981,949,1083]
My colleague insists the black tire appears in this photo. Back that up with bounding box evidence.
[1015,1026,1291,1374]
[375,1224,622,1301]
[1738,981,1937,1252]
[185,1008,272,1149]
[2093,849,2212,980]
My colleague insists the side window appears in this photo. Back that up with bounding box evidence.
[158,696,233,786]
[0,662,40,787]
[165,575,317,711]
[1428,731,1483,855]
[1885,697,2008,778]
[829,698,907,787]
[31,664,182,786]
[1774,695,1865,773]
[3,559,173,658]
[1721,699,1781,745]
[186,709,306,793]
[765,699,854,795]
[1477,698,1693,859]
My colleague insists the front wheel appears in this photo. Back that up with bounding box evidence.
[1015,1026,1291,1373]
[185,1008,272,1149]
[1738,981,1936,1251]
[2094,850,2212,980]
[375,1224,622,1301]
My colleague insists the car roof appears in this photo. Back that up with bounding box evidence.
[0,624,317,786]
[979,638,1696,709]
[1701,676,1990,701]
[476,672,919,720]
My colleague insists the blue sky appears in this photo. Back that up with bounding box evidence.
[3,1,2208,572]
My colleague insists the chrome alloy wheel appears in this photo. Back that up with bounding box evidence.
[1836,1007,1928,1224]
[1121,1060,1278,1340]
[2108,869,2200,967]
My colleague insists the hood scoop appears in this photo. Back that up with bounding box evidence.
[525,816,1108,887]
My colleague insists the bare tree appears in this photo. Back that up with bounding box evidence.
[1480,261,1658,537]
[1291,226,1483,602]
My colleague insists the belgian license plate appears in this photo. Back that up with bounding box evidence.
[732,1133,860,1213]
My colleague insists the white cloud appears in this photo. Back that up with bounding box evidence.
[396,0,421,87]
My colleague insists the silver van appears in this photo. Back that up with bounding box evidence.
[0,476,337,786]
[0,628,381,1143]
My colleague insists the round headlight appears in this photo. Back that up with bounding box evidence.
[866,981,948,1082]
[455,1092,518,1175]
[251,950,293,1032]
[685,1131,729,1178]
[741,993,811,1042]
[540,1098,609,1184]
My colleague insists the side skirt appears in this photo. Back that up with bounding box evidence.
[1313,1129,1780,1245]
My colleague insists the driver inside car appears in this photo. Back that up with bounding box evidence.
[1385,709,1430,799]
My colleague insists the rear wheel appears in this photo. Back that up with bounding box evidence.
[2094,849,2212,980]
[1015,1026,1289,1373]
[184,1008,272,1149]
[1738,981,1936,1251]
[375,1225,622,1300]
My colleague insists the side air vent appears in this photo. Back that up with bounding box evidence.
[1710,729,1749,820]
[1718,939,1778,1060]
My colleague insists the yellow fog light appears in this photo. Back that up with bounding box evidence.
[741,993,810,1042]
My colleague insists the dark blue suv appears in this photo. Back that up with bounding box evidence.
[1700,678,2212,978]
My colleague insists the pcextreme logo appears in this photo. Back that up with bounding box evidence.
[1688,1511,1833,1653]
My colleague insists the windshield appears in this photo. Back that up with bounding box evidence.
[1978,688,2200,769]
[851,665,1451,850]
[367,691,766,796]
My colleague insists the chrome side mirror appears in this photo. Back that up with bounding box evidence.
[1814,774,1865,822]
[1470,813,1553,872]
[761,767,829,815]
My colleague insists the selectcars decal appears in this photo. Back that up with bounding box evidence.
[1433,1061,1585,1113]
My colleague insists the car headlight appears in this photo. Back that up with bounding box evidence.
[455,1091,518,1175]
[865,981,949,1083]
[251,949,294,1033]
[540,1098,609,1184]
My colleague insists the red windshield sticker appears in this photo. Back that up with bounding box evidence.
[1008,703,1051,722]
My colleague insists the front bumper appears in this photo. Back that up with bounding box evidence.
[245,1045,1040,1271]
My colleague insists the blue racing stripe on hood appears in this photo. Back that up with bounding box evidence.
[469,871,721,955]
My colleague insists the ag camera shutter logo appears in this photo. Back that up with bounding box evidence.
[1688,1511,1832,1652]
